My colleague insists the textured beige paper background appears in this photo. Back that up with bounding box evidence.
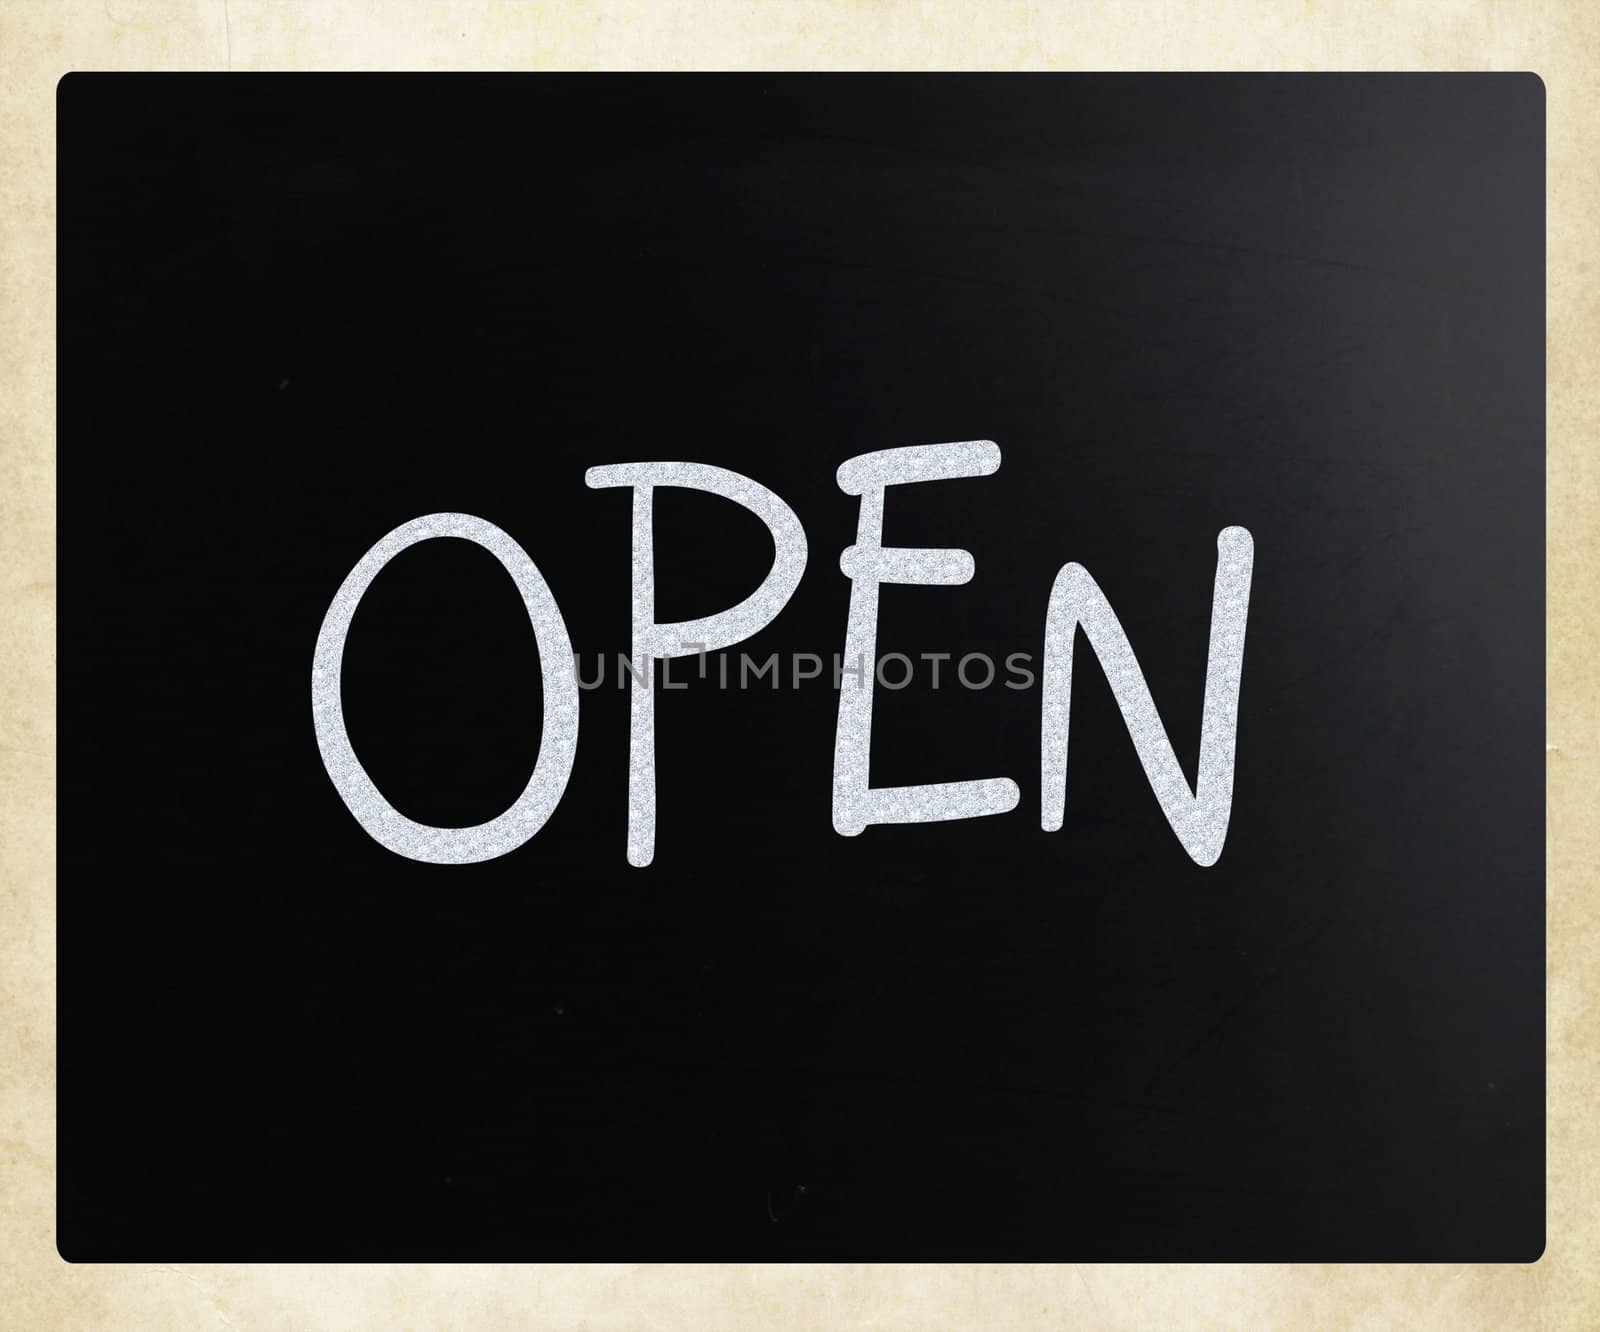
[3,1,1593,1326]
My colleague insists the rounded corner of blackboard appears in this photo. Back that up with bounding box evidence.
[53,1226,86,1267]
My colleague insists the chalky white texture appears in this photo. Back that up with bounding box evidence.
[310,512,579,864]
[584,461,809,868]
[832,441,1021,836]
[1040,525,1254,866]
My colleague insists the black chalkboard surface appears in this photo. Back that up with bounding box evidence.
[58,74,1543,1260]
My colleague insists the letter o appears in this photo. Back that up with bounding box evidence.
[310,512,579,864]
[958,652,995,690]
[876,652,914,690]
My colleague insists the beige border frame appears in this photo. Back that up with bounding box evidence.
[4,2,1592,1326]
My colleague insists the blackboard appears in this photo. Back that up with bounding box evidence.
[58,74,1543,1260]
